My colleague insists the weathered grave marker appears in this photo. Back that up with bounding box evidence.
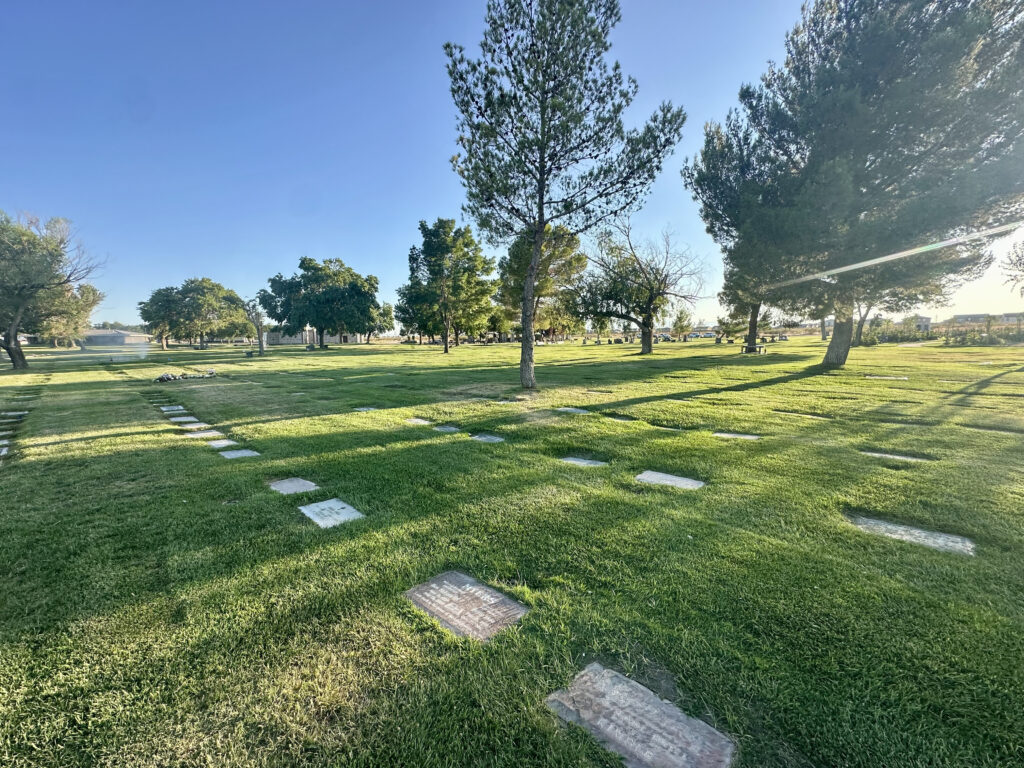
[159,405,185,412]
[546,663,735,768]
[860,451,929,462]
[298,498,364,527]
[206,439,238,448]
[220,449,260,459]
[405,571,527,641]
[712,432,760,440]
[847,514,975,555]
[561,457,608,467]
[433,425,459,433]
[353,406,377,412]
[556,407,591,414]
[187,430,225,439]
[178,422,212,430]
[471,434,504,443]
[865,375,909,380]
[269,477,319,494]
[406,417,432,425]
[636,470,705,490]
[1,411,28,416]
[168,416,199,423]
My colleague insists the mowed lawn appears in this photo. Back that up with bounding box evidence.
[1,338,1022,767]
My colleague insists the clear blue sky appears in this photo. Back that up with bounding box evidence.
[3,0,1019,326]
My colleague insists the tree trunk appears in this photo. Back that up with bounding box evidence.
[257,328,266,356]
[640,317,654,354]
[2,317,29,369]
[823,298,855,368]
[820,317,827,341]
[520,224,543,388]
[744,301,762,351]
[442,322,450,353]
[318,328,326,348]
[160,333,168,351]
[853,315,868,346]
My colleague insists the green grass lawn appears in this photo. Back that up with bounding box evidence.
[1,338,1022,767]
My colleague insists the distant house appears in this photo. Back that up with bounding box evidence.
[905,314,931,332]
[267,326,364,346]
[1001,312,1023,324]
[951,314,990,325]
[84,329,152,345]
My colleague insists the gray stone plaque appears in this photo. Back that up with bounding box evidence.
[186,430,224,439]
[298,497,364,527]
[712,432,759,440]
[1,411,28,416]
[406,417,432,425]
[206,439,238,448]
[0,446,8,458]
[556,407,592,414]
[546,663,735,768]
[434,425,459,433]
[860,451,928,462]
[772,410,829,420]
[865,375,909,380]
[405,571,527,641]
[636,471,705,490]
[159,405,185,412]
[471,434,504,443]
[220,449,260,459]
[168,416,198,423]
[0,431,12,438]
[561,457,608,467]
[353,406,376,412]
[847,515,975,555]
[270,477,319,494]
[0,439,8,446]
[178,422,212,430]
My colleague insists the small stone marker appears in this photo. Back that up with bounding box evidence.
[712,432,760,440]
[865,375,909,380]
[404,570,528,641]
[406,417,432,425]
[168,416,199,423]
[561,457,608,467]
[269,477,319,495]
[434,425,459,433]
[159,405,185,412]
[546,663,735,768]
[206,439,238,448]
[847,515,975,555]
[298,497,364,528]
[556,406,591,414]
[0,446,8,458]
[178,422,212,430]
[471,434,504,443]
[860,451,929,462]
[0,431,12,438]
[1,411,28,416]
[773,410,830,420]
[0,439,8,446]
[220,449,260,459]
[353,406,376,412]
[636,470,705,490]
[187,430,225,439]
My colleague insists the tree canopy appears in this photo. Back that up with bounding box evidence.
[446,0,686,386]
[0,212,100,369]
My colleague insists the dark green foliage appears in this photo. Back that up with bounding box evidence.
[446,0,686,385]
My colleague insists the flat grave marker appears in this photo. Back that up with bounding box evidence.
[561,457,608,467]
[206,439,239,448]
[860,451,929,462]
[0,446,8,458]
[773,410,830,421]
[269,477,319,495]
[865,375,909,380]
[406,417,432,425]
[636,470,705,490]
[546,663,735,768]
[0,431,12,438]
[168,416,199,423]
[298,498,364,528]
[471,434,504,443]
[556,407,591,414]
[713,432,760,440]
[1,411,28,416]
[353,406,377,412]
[433,425,459,433]
[404,570,527,641]
[220,449,260,459]
[847,514,975,555]
[178,422,212,430]
[159,405,185,412]
[187,430,225,439]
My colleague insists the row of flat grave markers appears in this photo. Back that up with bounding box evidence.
[402,570,735,768]
[1,401,33,461]
[154,403,259,459]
